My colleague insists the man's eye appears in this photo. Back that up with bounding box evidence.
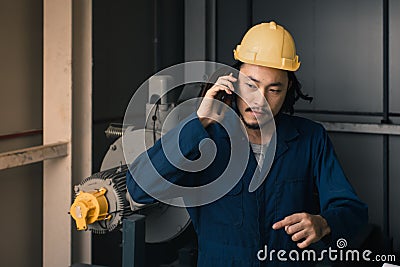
[270,89,282,93]
[246,83,257,89]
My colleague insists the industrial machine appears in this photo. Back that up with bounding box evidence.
[70,75,205,266]
[70,130,192,243]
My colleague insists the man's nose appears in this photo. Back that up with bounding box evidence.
[252,89,268,107]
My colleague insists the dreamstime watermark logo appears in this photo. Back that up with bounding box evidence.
[336,238,347,249]
[257,238,397,263]
[122,61,277,207]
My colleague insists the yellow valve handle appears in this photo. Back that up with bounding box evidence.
[70,188,109,231]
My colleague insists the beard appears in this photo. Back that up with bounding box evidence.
[239,107,274,130]
[241,116,261,129]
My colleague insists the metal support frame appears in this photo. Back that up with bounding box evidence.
[0,142,68,170]
[43,0,73,266]
[319,121,400,136]
[185,0,206,62]
[153,0,160,73]
[206,0,216,61]
[382,0,391,240]
[297,109,400,117]
[122,215,146,267]
[185,0,217,62]
[185,0,217,82]
[72,0,93,264]
[0,1,92,265]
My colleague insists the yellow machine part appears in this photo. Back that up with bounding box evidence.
[70,188,110,230]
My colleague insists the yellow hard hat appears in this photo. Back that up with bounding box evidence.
[233,21,300,71]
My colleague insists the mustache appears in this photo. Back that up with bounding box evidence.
[245,107,268,113]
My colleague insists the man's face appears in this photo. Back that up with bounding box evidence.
[236,63,289,129]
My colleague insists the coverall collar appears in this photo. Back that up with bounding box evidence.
[214,111,300,161]
[274,112,300,160]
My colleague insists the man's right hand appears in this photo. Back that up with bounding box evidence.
[197,73,237,128]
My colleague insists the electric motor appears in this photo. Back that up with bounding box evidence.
[70,165,133,234]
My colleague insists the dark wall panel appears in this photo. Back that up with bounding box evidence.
[92,0,184,171]
[159,0,184,70]
[329,133,383,227]
[389,136,400,251]
[313,0,382,113]
[251,2,400,252]
[253,0,315,110]
[216,0,251,65]
[253,0,382,113]
[93,0,155,123]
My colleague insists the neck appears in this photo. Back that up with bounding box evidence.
[246,123,274,145]
[246,128,261,144]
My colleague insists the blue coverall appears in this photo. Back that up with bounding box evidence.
[126,112,368,266]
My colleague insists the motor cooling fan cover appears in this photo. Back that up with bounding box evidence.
[73,165,133,234]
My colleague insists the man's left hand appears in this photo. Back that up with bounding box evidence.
[272,213,331,249]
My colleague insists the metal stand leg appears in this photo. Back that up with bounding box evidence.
[122,214,146,267]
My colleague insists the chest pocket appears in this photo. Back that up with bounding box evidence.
[274,177,318,221]
[202,180,243,227]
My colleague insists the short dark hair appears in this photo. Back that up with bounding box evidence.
[231,61,313,115]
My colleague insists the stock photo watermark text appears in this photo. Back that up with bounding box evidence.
[257,238,396,263]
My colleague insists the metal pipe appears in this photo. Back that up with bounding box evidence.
[382,0,390,124]
[382,0,390,238]
[153,0,160,73]
[206,0,216,61]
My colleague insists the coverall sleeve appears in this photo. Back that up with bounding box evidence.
[126,114,210,204]
[314,127,368,243]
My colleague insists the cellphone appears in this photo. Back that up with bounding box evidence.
[202,68,238,107]
[216,90,234,103]
[215,72,237,107]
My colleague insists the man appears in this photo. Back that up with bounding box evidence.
[127,21,368,266]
